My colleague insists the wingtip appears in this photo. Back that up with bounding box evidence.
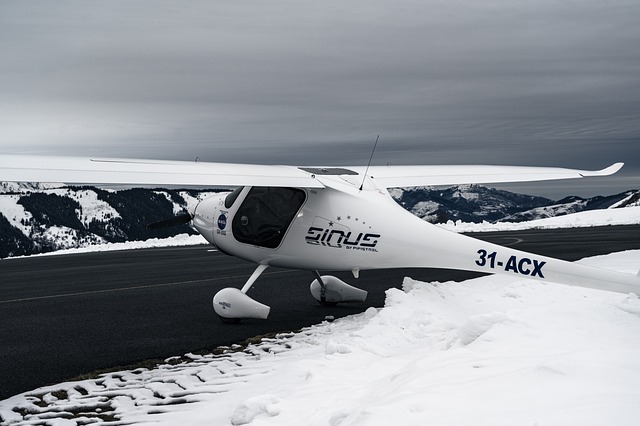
[581,162,624,177]
[601,162,624,175]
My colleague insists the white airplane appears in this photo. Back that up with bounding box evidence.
[1,154,638,322]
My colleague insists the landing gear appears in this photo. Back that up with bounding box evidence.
[212,266,369,323]
[311,271,335,306]
[310,271,368,306]
[213,264,271,323]
[217,315,242,325]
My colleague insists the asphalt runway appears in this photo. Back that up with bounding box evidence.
[1,225,639,400]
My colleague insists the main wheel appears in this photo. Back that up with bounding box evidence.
[317,299,338,307]
[217,315,241,324]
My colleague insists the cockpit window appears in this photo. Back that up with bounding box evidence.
[232,187,306,249]
[224,187,244,209]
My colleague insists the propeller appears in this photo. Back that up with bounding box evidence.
[147,212,193,231]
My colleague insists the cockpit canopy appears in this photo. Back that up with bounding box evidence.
[230,187,306,249]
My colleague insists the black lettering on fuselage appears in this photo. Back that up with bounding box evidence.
[305,227,380,250]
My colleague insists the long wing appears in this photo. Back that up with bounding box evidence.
[0,154,623,188]
[0,155,325,188]
[356,163,624,188]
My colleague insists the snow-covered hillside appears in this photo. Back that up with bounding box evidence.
[389,184,552,223]
[0,185,225,258]
[0,182,63,194]
[391,185,640,224]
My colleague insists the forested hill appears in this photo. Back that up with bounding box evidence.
[1,183,638,258]
[0,184,224,258]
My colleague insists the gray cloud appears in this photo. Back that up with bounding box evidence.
[0,0,638,198]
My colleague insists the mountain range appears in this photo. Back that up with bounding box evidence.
[1,183,638,258]
[389,185,640,224]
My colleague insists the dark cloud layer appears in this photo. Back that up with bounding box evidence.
[1,0,638,197]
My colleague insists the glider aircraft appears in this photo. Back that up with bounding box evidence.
[1,155,638,322]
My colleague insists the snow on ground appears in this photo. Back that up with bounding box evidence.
[1,208,639,425]
[1,250,639,425]
[9,233,208,259]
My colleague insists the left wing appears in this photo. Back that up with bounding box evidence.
[0,155,325,188]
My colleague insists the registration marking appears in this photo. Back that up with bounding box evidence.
[475,249,546,278]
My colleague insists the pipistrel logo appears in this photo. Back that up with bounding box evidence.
[217,213,227,230]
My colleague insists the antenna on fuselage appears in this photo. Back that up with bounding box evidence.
[360,134,380,191]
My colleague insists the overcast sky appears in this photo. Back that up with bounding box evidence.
[1,0,638,198]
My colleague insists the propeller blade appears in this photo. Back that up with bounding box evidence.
[147,212,193,231]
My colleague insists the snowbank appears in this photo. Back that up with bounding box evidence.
[1,206,639,424]
[30,233,208,257]
[2,250,639,425]
[3,233,208,260]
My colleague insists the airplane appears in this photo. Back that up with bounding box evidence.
[0,154,638,322]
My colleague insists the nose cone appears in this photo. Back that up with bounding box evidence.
[191,194,226,246]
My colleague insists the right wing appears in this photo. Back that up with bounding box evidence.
[356,163,624,188]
